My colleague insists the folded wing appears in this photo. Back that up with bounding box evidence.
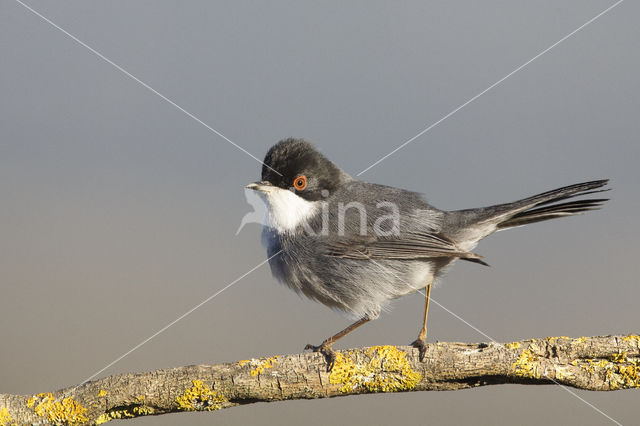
[321,231,486,264]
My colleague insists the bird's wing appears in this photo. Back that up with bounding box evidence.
[320,231,485,262]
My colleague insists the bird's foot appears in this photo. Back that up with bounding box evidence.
[305,342,337,372]
[411,338,428,362]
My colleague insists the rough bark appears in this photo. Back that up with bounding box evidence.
[1,334,638,425]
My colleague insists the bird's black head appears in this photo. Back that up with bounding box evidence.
[260,138,351,201]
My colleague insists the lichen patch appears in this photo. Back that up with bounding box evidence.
[329,346,422,393]
[0,407,16,426]
[250,356,278,377]
[513,349,540,379]
[175,380,227,411]
[572,352,640,390]
[27,393,88,425]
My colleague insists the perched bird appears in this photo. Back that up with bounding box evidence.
[247,138,609,370]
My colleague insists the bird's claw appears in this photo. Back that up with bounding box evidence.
[411,338,428,362]
[305,343,337,372]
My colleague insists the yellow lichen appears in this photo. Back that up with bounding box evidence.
[237,360,250,366]
[27,393,88,425]
[571,352,640,390]
[94,404,157,425]
[328,352,358,392]
[92,392,154,425]
[329,345,422,393]
[610,352,626,363]
[0,407,16,426]
[95,413,111,425]
[133,405,155,415]
[513,349,540,379]
[605,352,640,389]
[250,356,278,376]
[505,342,520,350]
[581,358,609,373]
[175,380,227,411]
[95,408,135,425]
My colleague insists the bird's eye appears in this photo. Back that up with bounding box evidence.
[293,175,307,191]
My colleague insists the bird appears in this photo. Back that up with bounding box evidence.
[246,138,609,370]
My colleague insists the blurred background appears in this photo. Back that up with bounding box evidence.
[1,1,638,425]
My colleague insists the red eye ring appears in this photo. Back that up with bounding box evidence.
[293,175,307,191]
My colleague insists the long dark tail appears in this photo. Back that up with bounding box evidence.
[446,179,609,267]
[494,179,610,229]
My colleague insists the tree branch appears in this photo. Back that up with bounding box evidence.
[1,335,638,425]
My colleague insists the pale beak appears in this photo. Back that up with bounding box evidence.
[245,181,274,192]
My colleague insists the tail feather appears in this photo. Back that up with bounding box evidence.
[492,179,610,230]
[521,187,610,208]
[497,198,608,229]
[448,179,609,267]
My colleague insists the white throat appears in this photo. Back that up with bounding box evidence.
[259,187,318,233]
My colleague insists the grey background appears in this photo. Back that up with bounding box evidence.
[1,1,638,425]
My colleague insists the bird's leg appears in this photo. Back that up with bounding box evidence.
[411,280,432,361]
[305,316,371,371]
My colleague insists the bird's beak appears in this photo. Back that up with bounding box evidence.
[245,181,274,192]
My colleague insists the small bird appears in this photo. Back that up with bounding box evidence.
[247,138,609,370]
